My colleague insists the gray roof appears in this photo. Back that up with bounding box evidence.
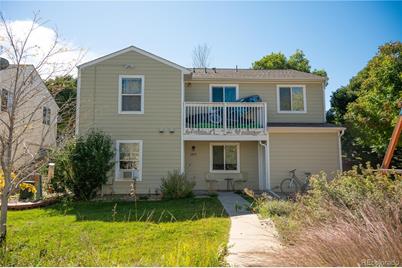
[186,68,326,81]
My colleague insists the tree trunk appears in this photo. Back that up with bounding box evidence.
[0,191,8,245]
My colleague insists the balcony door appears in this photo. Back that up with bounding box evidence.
[210,85,238,102]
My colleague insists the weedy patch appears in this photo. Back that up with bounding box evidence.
[249,167,402,266]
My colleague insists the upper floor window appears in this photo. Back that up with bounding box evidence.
[210,85,238,102]
[1,89,12,112]
[277,85,306,113]
[118,75,144,114]
[43,107,51,125]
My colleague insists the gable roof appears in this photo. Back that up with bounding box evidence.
[186,68,326,82]
[2,64,59,109]
[78,46,190,73]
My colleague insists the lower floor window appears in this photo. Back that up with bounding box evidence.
[116,140,142,181]
[210,143,240,172]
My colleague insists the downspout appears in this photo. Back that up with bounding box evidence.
[258,140,270,189]
[259,139,281,199]
[338,129,345,171]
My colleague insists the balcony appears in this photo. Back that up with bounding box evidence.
[183,102,267,140]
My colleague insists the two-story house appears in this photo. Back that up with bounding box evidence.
[76,46,345,194]
[0,64,59,167]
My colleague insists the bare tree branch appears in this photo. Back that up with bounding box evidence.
[0,12,83,244]
[192,43,211,68]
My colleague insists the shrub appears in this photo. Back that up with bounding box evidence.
[295,165,402,223]
[160,170,195,199]
[47,140,75,193]
[251,166,402,265]
[254,199,294,218]
[69,130,114,200]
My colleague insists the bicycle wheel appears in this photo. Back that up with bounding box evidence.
[280,178,299,193]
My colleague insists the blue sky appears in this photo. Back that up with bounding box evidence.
[2,1,402,108]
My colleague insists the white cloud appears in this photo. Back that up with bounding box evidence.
[0,20,98,78]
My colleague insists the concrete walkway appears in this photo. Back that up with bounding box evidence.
[218,192,282,267]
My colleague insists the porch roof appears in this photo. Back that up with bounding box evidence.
[267,122,345,133]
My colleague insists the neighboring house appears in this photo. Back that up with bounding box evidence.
[0,65,59,167]
[76,46,345,194]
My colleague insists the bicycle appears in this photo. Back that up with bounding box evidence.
[280,169,312,193]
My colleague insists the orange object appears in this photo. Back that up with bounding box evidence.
[382,107,402,169]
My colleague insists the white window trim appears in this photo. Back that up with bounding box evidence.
[276,85,307,114]
[209,84,239,102]
[118,75,144,114]
[115,140,143,182]
[209,142,240,173]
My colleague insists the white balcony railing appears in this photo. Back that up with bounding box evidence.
[184,102,267,136]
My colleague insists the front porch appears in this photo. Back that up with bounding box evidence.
[184,140,268,191]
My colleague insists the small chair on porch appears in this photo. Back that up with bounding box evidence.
[205,173,218,192]
[233,172,248,191]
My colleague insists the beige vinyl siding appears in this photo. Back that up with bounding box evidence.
[185,141,259,190]
[0,66,58,167]
[185,81,325,123]
[78,50,182,194]
[78,66,96,133]
[269,132,341,190]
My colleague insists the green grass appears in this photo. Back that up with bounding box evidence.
[2,197,230,266]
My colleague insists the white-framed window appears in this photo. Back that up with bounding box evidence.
[209,84,239,102]
[118,75,144,114]
[277,85,306,113]
[42,107,51,125]
[115,140,143,181]
[210,143,240,173]
[1,89,12,112]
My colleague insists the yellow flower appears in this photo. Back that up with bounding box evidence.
[0,169,36,193]
[19,182,37,193]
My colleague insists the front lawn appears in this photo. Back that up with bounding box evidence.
[2,197,230,266]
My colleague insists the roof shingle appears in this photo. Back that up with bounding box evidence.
[186,68,326,81]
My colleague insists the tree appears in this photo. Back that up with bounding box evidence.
[45,75,77,138]
[287,49,311,72]
[192,43,211,68]
[0,12,82,243]
[312,69,328,78]
[328,41,402,167]
[252,49,328,80]
[327,86,358,124]
[252,52,287,70]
